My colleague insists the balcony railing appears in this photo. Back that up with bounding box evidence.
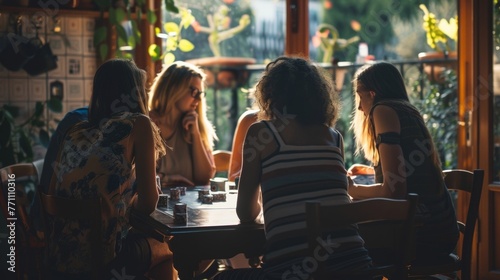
[203,56,458,168]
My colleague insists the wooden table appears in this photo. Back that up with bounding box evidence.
[131,186,265,280]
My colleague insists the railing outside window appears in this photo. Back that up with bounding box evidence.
[207,57,458,169]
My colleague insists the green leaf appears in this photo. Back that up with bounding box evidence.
[128,35,136,49]
[118,36,128,48]
[115,8,126,24]
[122,52,133,59]
[93,0,110,10]
[147,9,157,25]
[19,131,33,160]
[164,22,179,34]
[93,26,107,46]
[165,0,179,14]
[178,39,194,52]
[4,104,19,118]
[99,44,108,60]
[39,129,50,147]
[163,52,175,64]
[116,24,129,45]
[148,44,162,60]
[131,21,141,43]
[31,119,45,128]
[0,113,12,146]
[48,98,62,113]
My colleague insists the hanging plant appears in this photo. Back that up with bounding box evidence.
[92,0,180,61]
[0,97,62,167]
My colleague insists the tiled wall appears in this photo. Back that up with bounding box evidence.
[0,14,97,159]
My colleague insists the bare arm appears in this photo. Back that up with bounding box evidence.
[132,116,159,214]
[183,110,216,185]
[236,123,263,223]
[348,105,407,199]
[228,110,258,181]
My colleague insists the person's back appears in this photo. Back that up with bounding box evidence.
[217,57,372,280]
[42,59,175,280]
[255,119,371,278]
[371,100,458,258]
[49,112,142,273]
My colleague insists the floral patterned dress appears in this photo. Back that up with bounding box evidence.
[48,112,142,273]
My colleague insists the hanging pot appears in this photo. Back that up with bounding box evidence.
[418,51,457,83]
[0,34,37,71]
[23,42,58,76]
[186,57,256,89]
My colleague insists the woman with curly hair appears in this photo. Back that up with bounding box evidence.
[216,56,372,279]
[149,61,217,187]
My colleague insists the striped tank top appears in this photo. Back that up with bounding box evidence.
[260,121,372,277]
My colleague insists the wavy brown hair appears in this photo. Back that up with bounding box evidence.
[254,56,340,126]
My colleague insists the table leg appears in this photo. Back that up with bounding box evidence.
[173,253,198,280]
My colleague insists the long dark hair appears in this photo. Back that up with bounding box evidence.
[88,59,149,124]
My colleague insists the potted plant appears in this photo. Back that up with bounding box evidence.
[184,1,255,89]
[418,4,458,83]
[312,23,360,64]
[0,98,62,167]
[148,7,196,64]
[312,23,360,91]
[93,0,179,61]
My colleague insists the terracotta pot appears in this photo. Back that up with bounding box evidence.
[186,57,256,89]
[418,51,457,83]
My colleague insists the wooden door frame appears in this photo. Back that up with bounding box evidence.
[458,0,500,278]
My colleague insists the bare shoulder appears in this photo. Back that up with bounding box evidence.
[131,114,153,136]
[246,121,268,137]
[239,110,259,126]
[371,104,400,133]
[372,104,398,119]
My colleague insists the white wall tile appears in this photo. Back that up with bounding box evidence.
[8,68,28,78]
[48,56,66,78]
[9,79,28,101]
[65,17,82,35]
[0,79,9,101]
[66,56,83,78]
[67,36,83,54]
[66,79,84,102]
[84,79,93,102]
[47,35,67,55]
[83,36,96,55]
[29,78,47,101]
[83,18,95,36]
[83,56,96,78]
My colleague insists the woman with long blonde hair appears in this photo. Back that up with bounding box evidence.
[349,62,458,262]
[149,61,216,186]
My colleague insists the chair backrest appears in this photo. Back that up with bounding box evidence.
[38,189,105,279]
[306,193,419,280]
[443,169,484,279]
[0,161,42,235]
[0,161,45,279]
[213,150,232,175]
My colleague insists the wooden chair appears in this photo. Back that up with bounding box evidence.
[213,150,232,177]
[408,169,484,280]
[0,160,45,280]
[38,189,105,279]
[306,193,419,280]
